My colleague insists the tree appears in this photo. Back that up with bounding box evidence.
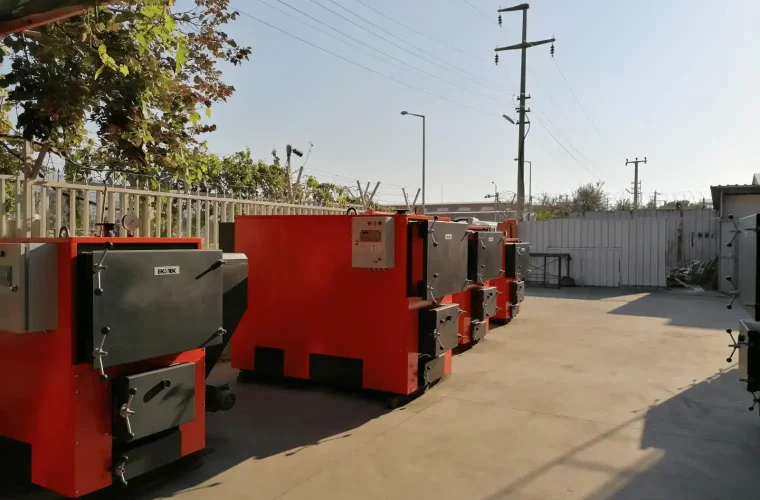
[661,200,691,210]
[301,177,362,206]
[0,0,250,184]
[614,198,634,211]
[570,181,607,213]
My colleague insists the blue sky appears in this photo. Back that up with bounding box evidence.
[198,0,760,206]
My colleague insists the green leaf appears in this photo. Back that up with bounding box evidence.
[97,44,107,57]
[136,32,148,51]
[119,64,129,76]
[94,64,105,80]
[189,112,201,125]
[205,107,212,118]
[175,40,188,72]
[140,5,164,19]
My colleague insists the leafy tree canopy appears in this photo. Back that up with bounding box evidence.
[0,0,250,183]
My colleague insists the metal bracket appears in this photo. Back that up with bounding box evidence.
[120,387,137,439]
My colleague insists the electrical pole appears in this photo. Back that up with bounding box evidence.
[625,157,647,209]
[495,3,555,221]
[651,191,659,209]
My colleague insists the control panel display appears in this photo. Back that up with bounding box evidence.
[351,217,395,269]
[359,230,382,243]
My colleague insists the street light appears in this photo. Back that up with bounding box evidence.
[502,114,516,125]
[514,158,532,213]
[401,110,426,213]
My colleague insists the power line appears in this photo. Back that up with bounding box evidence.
[461,0,499,26]
[234,8,494,115]
[445,0,498,27]
[310,0,499,92]
[261,0,498,102]
[532,116,598,179]
[351,0,518,93]
[351,0,469,57]
[552,57,613,151]
[532,104,600,175]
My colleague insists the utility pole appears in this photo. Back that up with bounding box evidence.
[485,183,501,223]
[625,157,647,209]
[651,191,659,209]
[495,3,555,221]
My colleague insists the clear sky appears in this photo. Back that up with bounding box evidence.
[197,0,760,206]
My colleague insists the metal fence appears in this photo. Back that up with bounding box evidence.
[0,174,347,248]
[520,209,719,288]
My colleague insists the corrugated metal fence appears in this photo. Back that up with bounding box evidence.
[519,209,719,287]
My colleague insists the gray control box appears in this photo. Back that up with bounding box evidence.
[0,243,58,333]
[351,216,395,269]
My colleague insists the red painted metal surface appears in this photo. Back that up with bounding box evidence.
[492,219,521,322]
[0,238,206,498]
[451,284,490,345]
[231,214,453,395]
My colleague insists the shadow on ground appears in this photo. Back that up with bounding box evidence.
[607,291,744,329]
[527,286,655,301]
[2,368,390,500]
[480,368,760,500]
[529,286,744,330]
[591,367,760,499]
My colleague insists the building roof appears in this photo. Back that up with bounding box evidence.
[710,183,760,210]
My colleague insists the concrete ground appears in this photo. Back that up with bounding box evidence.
[10,288,760,499]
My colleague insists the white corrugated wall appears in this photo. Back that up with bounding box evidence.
[520,210,718,288]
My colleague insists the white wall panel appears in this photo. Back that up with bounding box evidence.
[521,210,715,288]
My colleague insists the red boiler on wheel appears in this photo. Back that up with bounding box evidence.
[451,224,503,346]
[230,212,468,403]
[491,219,529,324]
[0,237,248,498]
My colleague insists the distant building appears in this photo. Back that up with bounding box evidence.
[389,201,516,223]
[711,174,760,294]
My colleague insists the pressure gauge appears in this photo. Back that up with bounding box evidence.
[121,213,140,232]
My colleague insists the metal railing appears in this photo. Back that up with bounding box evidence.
[0,174,347,248]
[525,253,572,288]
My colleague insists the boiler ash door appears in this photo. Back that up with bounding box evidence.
[421,220,468,300]
[82,249,224,368]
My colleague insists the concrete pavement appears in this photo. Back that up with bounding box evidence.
[10,288,759,500]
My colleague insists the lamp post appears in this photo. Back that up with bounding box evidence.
[514,158,532,213]
[401,111,426,213]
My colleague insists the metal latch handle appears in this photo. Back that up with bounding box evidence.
[93,326,110,381]
[93,241,114,296]
[120,387,137,440]
[114,455,129,486]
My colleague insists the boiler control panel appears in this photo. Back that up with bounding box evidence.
[351,216,395,269]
